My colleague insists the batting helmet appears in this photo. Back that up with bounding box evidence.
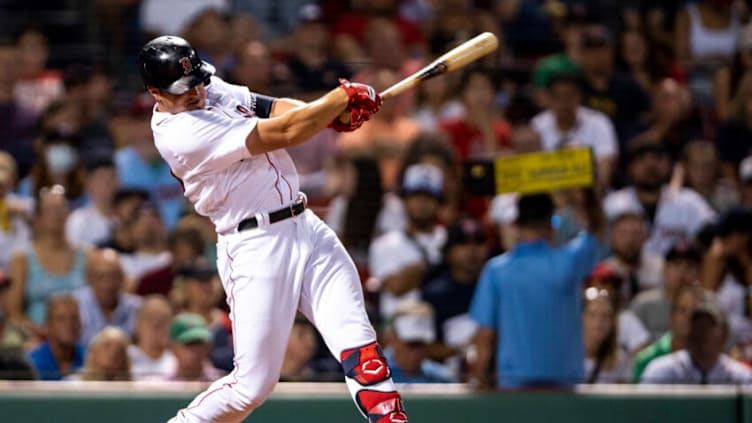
[138,35,215,95]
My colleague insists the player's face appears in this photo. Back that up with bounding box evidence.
[150,83,207,114]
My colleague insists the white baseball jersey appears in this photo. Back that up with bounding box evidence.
[604,186,716,255]
[151,76,299,234]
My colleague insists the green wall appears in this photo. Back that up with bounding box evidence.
[0,389,748,423]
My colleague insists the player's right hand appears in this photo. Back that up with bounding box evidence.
[338,79,382,115]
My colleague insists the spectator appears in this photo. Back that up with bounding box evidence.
[602,212,664,301]
[0,37,38,179]
[384,301,455,383]
[283,6,351,97]
[631,242,703,340]
[641,302,752,384]
[114,93,184,230]
[128,295,176,381]
[12,25,64,115]
[170,261,232,372]
[0,271,26,350]
[674,0,740,108]
[582,287,631,383]
[411,73,464,132]
[585,262,651,357]
[99,188,149,254]
[633,283,706,382]
[604,139,715,256]
[27,295,84,381]
[75,326,131,381]
[438,68,511,160]
[280,314,340,382]
[7,185,86,333]
[701,208,752,344]
[716,76,752,181]
[421,218,486,361]
[183,9,233,78]
[713,23,752,121]
[18,129,85,206]
[231,0,314,41]
[578,24,649,136]
[369,163,446,321]
[739,157,752,208]
[681,140,738,213]
[0,151,31,270]
[65,157,119,247]
[470,189,603,389]
[488,193,519,254]
[336,68,422,192]
[229,40,276,97]
[119,203,171,287]
[73,248,142,346]
[166,313,224,382]
[615,29,661,97]
[139,0,228,37]
[531,72,618,190]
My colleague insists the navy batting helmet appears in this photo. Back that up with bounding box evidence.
[138,35,215,95]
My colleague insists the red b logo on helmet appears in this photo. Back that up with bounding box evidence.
[179,57,194,75]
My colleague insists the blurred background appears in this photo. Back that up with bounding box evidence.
[2,0,752,421]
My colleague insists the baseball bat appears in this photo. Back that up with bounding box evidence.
[380,32,499,99]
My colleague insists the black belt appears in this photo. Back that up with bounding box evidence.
[237,199,306,232]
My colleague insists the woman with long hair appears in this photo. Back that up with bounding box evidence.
[582,287,631,383]
[6,185,86,338]
[77,326,131,381]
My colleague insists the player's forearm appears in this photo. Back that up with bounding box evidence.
[247,89,347,155]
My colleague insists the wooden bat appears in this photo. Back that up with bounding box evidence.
[380,32,499,99]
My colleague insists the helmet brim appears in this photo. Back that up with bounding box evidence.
[162,61,215,95]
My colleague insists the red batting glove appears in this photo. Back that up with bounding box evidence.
[328,107,371,132]
[339,78,382,115]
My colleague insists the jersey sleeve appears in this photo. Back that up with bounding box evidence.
[469,263,499,329]
[209,76,275,118]
[165,109,255,173]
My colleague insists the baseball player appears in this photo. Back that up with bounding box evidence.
[138,36,408,423]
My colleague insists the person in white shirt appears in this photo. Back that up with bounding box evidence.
[128,295,177,381]
[369,163,447,320]
[119,203,172,285]
[139,36,406,423]
[604,139,716,256]
[641,302,752,384]
[531,72,618,189]
[65,158,119,248]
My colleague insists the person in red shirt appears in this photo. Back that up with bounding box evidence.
[439,68,511,160]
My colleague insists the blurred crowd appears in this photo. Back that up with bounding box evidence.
[1,0,752,387]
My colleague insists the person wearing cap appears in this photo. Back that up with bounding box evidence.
[530,71,618,189]
[0,151,32,270]
[470,188,604,389]
[369,163,447,321]
[604,137,716,256]
[633,283,706,382]
[701,208,752,344]
[578,24,649,135]
[72,248,142,346]
[65,157,119,248]
[170,259,233,372]
[166,312,224,382]
[641,301,752,384]
[421,218,486,360]
[384,301,454,383]
[114,93,185,231]
[631,241,703,340]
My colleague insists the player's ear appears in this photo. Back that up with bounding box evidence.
[146,86,162,100]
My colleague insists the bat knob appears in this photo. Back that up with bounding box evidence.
[339,110,350,124]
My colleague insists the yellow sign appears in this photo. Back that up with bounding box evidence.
[494,147,594,194]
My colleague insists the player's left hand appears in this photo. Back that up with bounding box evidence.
[328,107,371,132]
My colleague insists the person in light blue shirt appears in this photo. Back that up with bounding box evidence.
[27,295,85,380]
[470,190,604,389]
[114,94,185,230]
